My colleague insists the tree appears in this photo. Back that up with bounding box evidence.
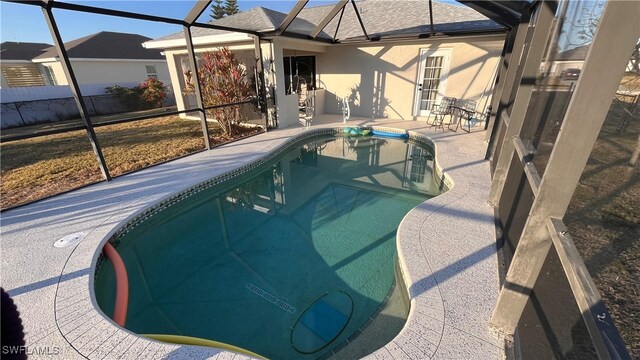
[183,48,253,138]
[224,0,239,16]
[210,0,225,20]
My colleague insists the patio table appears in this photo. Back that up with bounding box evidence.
[447,105,475,132]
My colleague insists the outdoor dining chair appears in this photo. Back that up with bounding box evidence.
[448,99,477,132]
[429,96,457,131]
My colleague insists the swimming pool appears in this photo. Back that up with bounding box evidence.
[94,131,445,359]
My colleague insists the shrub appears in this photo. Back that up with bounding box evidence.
[184,48,254,138]
[105,79,167,111]
[138,78,167,109]
[105,85,141,111]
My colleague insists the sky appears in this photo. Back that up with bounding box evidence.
[0,0,342,44]
[0,0,600,52]
[1,0,462,44]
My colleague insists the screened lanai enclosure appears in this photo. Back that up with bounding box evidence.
[1,0,639,358]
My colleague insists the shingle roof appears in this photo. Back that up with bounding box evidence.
[34,32,164,60]
[0,42,52,61]
[556,44,590,61]
[323,0,503,39]
[152,0,503,44]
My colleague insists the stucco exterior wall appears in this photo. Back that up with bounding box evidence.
[155,34,504,125]
[0,67,9,88]
[39,60,171,87]
[164,44,256,119]
[42,62,67,86]
[316,35,505,120]
[549,60,584,77]
[32,59,171,85]
[271,38,328,127]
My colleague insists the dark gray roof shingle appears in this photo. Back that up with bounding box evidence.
[151,0,503,44]
[556,44,590,61]
[34,32,164,60]
[323,0,503,40]
[1,42,52,61]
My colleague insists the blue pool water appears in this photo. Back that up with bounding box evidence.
[95,134,443,359]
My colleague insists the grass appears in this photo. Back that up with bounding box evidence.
[0,115,260,209]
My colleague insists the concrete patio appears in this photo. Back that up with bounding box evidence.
[1,115,502,359]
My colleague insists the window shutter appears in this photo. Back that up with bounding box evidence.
[1,65,46,87]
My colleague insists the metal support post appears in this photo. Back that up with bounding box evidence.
[490,0,640,335]
[488,2,555,206]
[42,4,111,180]
[254,35,269,129]
[485,10,531,158]
[184,26,212,149]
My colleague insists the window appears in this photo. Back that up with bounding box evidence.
[414,49,451,117]
[42,65,57,85]
[145,64,157,79]
[283,56,315,95]
[420,56,445,112]
[403,144,432,188]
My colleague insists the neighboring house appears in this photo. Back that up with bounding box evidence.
[547,44,589,78]
[32,31,171,87]
[144,0,506,126]
[0,41,54,88]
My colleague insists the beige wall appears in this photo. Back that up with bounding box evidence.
[156,34,504,125]
[41,62,68,85]
[39,60,171,87]
[316,35,505,120]
[549,60,584,77]
[270,38,329,127]
[164,44,256,118]
[0,70,7,88]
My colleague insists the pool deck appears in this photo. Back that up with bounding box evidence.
[1,115,503,359]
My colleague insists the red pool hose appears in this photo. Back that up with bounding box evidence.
[103,242,129,327]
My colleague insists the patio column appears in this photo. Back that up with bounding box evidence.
[183,26,212,149]
[261,40,279,128]
[270,40,298,128]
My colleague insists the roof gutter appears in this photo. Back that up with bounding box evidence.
[335,28,507,45]
[143,33,254,50]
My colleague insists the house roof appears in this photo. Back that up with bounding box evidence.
[34,31,164,60]
[0,42,52,61]
[556,44,590,61]
[151,0,503,45]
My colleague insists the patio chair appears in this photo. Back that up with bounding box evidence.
[467,107,491,132]
[297,79,308,111]
[302,90,315,129]
[449,99,477,132]
[430,97,457,131]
